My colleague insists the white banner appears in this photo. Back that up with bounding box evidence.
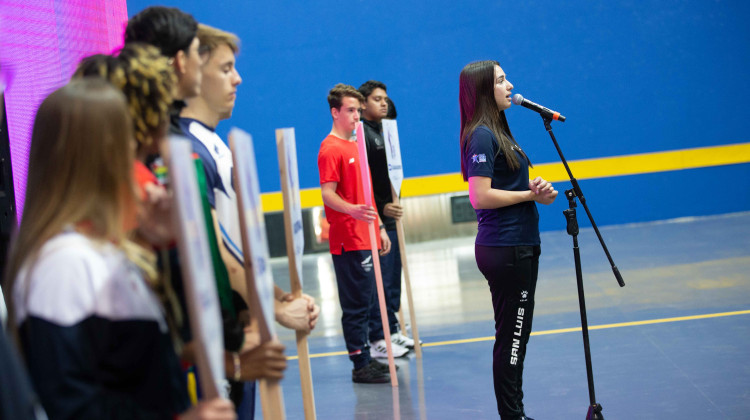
[279,128,304,288]
[167,137,225,398]
[230,128,276,338]
[381,119,404,196]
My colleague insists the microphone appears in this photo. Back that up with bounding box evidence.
[512,94,566,122]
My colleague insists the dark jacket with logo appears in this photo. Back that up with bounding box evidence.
[363,118,397,231]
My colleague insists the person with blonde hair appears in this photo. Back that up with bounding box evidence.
[3,78,236,420]
[73,45,180,334]
[75,43,175,161]
[74,40,289,410]
[181,24,318,331]
[74,43,176,247]
[180,24,315,416]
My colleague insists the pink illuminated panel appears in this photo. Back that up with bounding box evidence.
[0,0,127,220]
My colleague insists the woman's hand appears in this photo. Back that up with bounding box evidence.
[529,176,558,205]
[469,176,538,209]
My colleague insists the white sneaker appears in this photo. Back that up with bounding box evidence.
[370,339,409,358]
[391,332,421,349]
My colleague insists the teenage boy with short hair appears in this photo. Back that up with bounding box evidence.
[125,6,203,134]
[179,24,319,417]
[358,80,417,352]
[317,83,398,384]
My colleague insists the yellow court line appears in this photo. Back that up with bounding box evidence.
[286,350,349,361]
[286,309,750,360]
[532,309,750,336]
[261,142,750,212]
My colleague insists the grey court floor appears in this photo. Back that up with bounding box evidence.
[264,212,750,419]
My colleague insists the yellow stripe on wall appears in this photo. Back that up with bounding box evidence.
[260,142,750,212]
[529,142,750,183]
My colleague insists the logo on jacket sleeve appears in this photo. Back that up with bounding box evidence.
[471,154,486,163]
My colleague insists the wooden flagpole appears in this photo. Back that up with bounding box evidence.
[276,128,316,419]
[167,138,224,399]
[382,119,422,358]
[397,306,407,340]
[355,122,398,387]
[230,129,286,419]
[391,187,422,358]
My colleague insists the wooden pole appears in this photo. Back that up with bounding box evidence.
[356,122,398,387]
[380,118,422,358]
[398,306,407,339]
[276,128,316,420]
[416,357,427,420]
[167,138,225,399]
[392,386,402,420]
[391,187,422,358]
[259,379,286,420]
[230,130,286,419]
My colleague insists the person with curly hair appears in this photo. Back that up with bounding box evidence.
[4,78,236,420]
[74,43,176,247]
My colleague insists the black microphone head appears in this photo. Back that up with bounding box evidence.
[511,93,524,105]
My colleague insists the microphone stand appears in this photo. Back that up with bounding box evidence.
[539,115,625,420]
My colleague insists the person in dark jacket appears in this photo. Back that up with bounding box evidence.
[358,81,415,355]
[0,326,47,420]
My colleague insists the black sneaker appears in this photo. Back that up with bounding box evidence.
[352,361,390,383]
[372,359,399,373]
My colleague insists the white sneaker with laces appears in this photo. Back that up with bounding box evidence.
[369,339,409,358]
[391,332,421,349]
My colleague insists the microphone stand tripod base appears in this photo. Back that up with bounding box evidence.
[538,115,616,420]
[563,189,605,420]
[586,403,604,420]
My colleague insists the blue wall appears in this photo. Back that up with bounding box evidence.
[126,0,750,227]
